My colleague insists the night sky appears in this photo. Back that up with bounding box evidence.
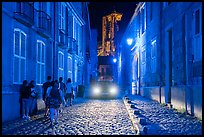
[88,2,138,42]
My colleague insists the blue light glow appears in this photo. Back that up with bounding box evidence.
[127,38,133,45]
[113,58,117,63]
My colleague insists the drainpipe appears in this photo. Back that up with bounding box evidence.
[53,3,56,80]
[159,2,162,103]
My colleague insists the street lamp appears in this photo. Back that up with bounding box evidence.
[127,38,133,46]
[113,58,117,63]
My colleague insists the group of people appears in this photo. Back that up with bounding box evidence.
[42,76,74,126]
[20,76,74,127]
[19,80,38,120]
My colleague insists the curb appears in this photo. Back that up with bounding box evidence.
[123,97,147,135]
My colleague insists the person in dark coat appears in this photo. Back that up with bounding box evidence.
[42,76,52,117]
[49,80,63,127]
[20,80,31,120]
[65,78,73,107]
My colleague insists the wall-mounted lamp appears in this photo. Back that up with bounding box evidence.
[113,58,117,63]
[127,38,133,46]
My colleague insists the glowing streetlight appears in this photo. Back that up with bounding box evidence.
[127,38,133,46]
[113,58,117,63]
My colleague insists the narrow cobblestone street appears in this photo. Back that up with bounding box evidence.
[2,98,136,135]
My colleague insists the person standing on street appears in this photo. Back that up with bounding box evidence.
[20,80,30,120]
[59,77,66,112]
[42,76,52,117]
[28,80,38,117]
[65,78,73,107]
[49,80,63,127]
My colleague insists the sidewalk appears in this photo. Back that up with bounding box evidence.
[123,94,202,135]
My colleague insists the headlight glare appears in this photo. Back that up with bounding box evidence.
[109,86,117,95]
[93,86,101,95]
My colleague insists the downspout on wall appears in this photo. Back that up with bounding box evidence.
[159,2,162,103]
[53,3,56,80]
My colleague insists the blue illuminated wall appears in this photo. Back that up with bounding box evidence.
[90,29,98,81]
[119,2,202,119]
[2,2,92,122]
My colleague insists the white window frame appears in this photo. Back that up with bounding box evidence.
[140,2,146,35]
[13,28,27,84]
[78,23,82,48]
[151,39,157,73]
[36,40,45,85]
[74,59,77,83]
[193,7,202,62]
[67,55,72,80]
[59,3,65,31]
[73,16,77,40]
[58,51,64,79]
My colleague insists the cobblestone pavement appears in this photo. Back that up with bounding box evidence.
[2,98,136,135]
[125,95,202,135]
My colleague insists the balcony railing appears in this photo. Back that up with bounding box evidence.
[14,2,34,26]
[36,10,51,37]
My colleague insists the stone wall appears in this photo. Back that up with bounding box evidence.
[2,93,20,123]
[140,85,202,120]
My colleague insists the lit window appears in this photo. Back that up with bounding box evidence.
[36,40,45,85]
[13,29,26,84]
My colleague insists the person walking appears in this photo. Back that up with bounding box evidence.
[65,78,73,107]
[20,80,30,120]
[28,80,38,117]
[59,77,66,112]
[42,76,52,117]
[49,80,63,127]
[44,81,54,118]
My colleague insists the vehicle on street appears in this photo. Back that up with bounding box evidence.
[90,80,119,99]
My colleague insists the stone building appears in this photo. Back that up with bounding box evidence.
[119,2,202,119]
[98,11,122,56]
[2,2,92,122]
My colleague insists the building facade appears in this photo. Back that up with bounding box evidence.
[119,2,202,119]
[90,29,98,81]
[2,2,92,122]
